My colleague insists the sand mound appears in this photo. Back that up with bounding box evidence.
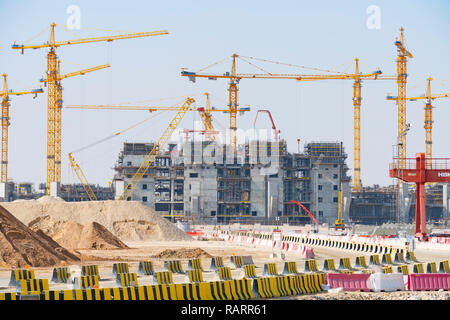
[0,204,80,267]
[28,215,67,236]
[3,200,191,242]
[52,221,129,250]
[152,248,212,259]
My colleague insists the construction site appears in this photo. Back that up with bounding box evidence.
[0,1,449,306]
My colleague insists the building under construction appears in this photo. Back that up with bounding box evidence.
[113,140,352,225]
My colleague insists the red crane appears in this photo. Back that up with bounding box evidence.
[253,110,280,141]
[389,152,450,239]
[287,200,317,225]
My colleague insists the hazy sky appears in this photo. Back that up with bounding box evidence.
[0,0,449,189]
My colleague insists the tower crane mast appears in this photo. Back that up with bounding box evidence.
[12,23,168,194]
[0,74,43,184]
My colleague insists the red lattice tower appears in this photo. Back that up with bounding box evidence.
[389,152,450,238]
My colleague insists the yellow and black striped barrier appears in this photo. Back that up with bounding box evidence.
[51,267,71,284]
[413,263,424,274]
[188,258,204,271]
[304,260,320,272]
[199,281,228,300]
[355,256,368,268]
[116,273,138,287]
[230,255,244,268]
[263,263,280,276]
[73,275,99,289]
[209,257,225,271]
[216,266,233,280]
[9,268,35,286]
[426,262,438,274]
[17,278,49,295]
[138,261,154,275]
[397,265,410,275]
[243,264,258,278]
[439,260,450,273]
[381,254,394,265]
[370,254,381,266]
[289,273,325,295]
[0,292,17,300]
[186,269,204,283]
[112,263,129,275]
[164,260,184,274]
[382,266,394,274]
[361,269,375,274]
[283,261,301,274]
[405,251,418,263]
[154,271,173,285]
[81,265,100,279]
[394,252,406,264]
[322,259,337,272]
[338,258,354,270]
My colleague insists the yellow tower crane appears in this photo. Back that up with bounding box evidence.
[394,27,413,168]
[40,62,111,184]
[12,23,168,195]
[119,97,196,200]
[295,59,396,191]
[180,54,385,159]
[387,78,450,168]
[0,74,43,184]
[66,93,250,139]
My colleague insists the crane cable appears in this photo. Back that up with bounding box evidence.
[70,110,168,155]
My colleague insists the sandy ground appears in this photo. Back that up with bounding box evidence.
[1,236,448,299]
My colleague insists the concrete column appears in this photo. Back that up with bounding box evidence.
[50,182,60,197]
[398,182,410,223]
[114,180,125,200]
[0,182,9,200]
[443,183,450,219]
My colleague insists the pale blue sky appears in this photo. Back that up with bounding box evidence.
[0,0,449,188]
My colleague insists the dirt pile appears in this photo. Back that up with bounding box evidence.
[152,248,213,259]
[3,199,192,242]
[0,204,80,267]
[52,221,129,250]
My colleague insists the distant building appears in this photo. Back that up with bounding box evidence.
[112,140,351,225]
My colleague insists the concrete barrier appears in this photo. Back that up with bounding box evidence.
[187,258,204,271]
[326,273,371,292]
[81,265,100,279]
[112,262,129,275]
[397,265,410,275]
[51,267,71,284]
[413,263,424,274]
[439,260,450,273]
[209,257,225,271]
[9,269,35,286]
[355,256,368,268]
[263,263,280,276]
[73,275,99,289]
[304,259,320,272]
[138,261,155,275]
[426,262,438,274]
[370,255,381,266]
[283,261,301,275]
[368,273,405,292]
[186,269,204,283]
[164,260,184,274]
[116,273,138,288]
[407,274,450,291]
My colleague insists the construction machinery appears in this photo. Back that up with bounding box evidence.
[181,54,363,156]
[0,74,43,184]
[287,200,318,232]
[118,97,196,200]
[12,23,168,194]
[390,153,450,238]
[253,110,280,142]
[387,78,450,168]
[66,93,250,141]
[181,54,393,191]
[68,152,98,201]
[393,27,413,170]
[295,58,396,192]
